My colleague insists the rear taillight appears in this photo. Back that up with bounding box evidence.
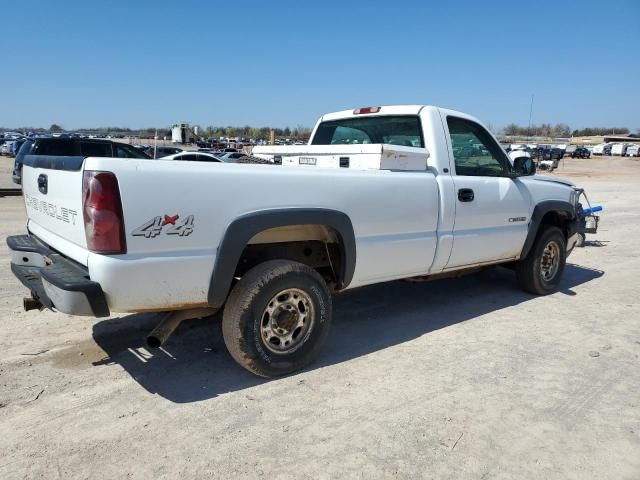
[82,171,126,254]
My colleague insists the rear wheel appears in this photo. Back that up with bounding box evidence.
[516,226,566,295]
[222,260,332,377]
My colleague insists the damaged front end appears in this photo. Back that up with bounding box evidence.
[573,187,602,246]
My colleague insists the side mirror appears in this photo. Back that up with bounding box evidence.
[513,156,536,176]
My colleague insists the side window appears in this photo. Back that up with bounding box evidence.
[447,117,509,176]
[34,139,76,156]
[81,142,113,157]
[175,154,197,161]
[196,154,220,162]
[115,144,146,158]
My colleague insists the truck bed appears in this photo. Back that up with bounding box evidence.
[21,158,441,312]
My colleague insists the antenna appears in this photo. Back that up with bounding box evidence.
[527,94,534,141]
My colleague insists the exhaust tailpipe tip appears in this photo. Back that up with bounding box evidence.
[146,335,163,349]
[145,314,181,349]
[146,308,216,349]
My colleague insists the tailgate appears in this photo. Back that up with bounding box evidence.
[21,155,88,264]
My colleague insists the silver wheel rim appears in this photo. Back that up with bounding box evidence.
[540,240,560,282]
[261,288,315,354]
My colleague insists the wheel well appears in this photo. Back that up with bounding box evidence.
[234,225,345,288]
[540,211,570,239]
[208,209,356,308]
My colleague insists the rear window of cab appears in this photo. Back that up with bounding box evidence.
[312,115,424,148]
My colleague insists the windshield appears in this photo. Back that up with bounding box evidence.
[312,115,424,147]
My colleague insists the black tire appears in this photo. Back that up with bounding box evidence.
[516,226,566,295]
[222,260,332,377]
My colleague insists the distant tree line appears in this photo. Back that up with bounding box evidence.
[198,125,312,140]
[569,127,630,136]
[502,123,632,138]
[502,123,571,137]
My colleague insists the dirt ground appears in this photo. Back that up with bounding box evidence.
[0,156,639,479]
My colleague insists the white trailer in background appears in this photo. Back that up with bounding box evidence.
[592,143,612,156]
[611,144,628,156]
[626,145,640,157]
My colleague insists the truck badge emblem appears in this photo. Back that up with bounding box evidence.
[132,214,194,238]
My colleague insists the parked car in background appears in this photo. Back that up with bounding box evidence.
[1,140,16,156]
[12,137,150,184]
[531,146,563,161]
[216,152,248,162]
[564,145,577,156]
[626,145,640,157]
[144,146,184,159]
[610,143,628,156]
[550,147,564,160]
[571,147,591,159]
[160,151,224,162]
[1,131,23,140]
[11,138,28,157]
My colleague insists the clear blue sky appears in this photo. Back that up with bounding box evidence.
[3,0,639,131]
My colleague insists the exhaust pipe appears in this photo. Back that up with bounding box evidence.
[146,308,216,348]
[23,296,43,311]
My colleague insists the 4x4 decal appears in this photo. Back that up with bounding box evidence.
[132,214,194,238]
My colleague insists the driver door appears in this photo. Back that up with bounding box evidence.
[443,115,531,269]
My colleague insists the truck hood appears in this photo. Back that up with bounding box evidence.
[530,175,575,187]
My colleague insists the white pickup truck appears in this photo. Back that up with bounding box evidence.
[8,105,598,377]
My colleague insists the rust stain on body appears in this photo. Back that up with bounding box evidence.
[124,302,210,314]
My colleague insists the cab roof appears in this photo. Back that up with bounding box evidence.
[318,105,478,124]
[319,105,430,122]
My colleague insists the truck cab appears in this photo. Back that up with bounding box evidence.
[254,105,570,269]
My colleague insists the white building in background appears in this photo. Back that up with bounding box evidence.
[171,123,196,144]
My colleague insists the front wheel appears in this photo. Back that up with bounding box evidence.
[222,260,332,377]
[516,226,566,295]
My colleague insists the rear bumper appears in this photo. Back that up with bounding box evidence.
[7,234,109,317]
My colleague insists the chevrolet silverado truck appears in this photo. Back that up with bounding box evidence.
[7,105,598,377]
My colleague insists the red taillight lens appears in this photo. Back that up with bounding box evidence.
[353,106,381,115]
[82,171,126,254]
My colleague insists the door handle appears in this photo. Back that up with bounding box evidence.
[458,188,474,202]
